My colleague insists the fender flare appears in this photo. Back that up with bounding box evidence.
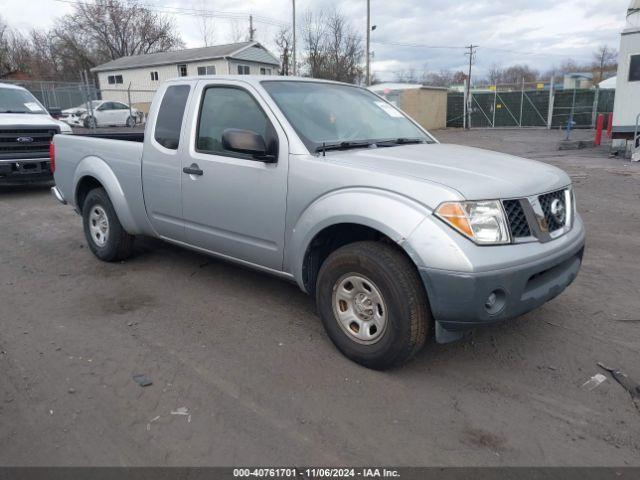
[287,187,431,291]
[73,156,142,234]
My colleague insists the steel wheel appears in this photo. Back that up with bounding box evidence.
[88,205,109,247]
[332,273,387,345]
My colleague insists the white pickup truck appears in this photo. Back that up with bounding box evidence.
[0,82,72,183]
[51,76,585,369]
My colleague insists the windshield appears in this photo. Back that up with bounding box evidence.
[261,80,432,152]
[0,87,47,114]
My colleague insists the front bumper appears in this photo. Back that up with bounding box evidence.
[419,227,585,340]
[60,116,84,127]
[0,159,53,182]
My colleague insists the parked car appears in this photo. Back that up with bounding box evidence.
[60,100,142,128]
[51,76,585,369]
[0,82,72,183]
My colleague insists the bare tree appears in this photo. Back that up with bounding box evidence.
[195,0,216,47]
[487,63,504,85]
[229,19,248,43]
[274,26,292,75]
[500,64,539,84]
[423,69,454,87]
[302,9,363,83]
[593,45,617,82]
[0,16,32,76]
[58,0,183,61]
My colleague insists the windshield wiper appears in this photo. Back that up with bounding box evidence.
[314,140,374,154]
[0,110,30,114]
[374,137,427,147]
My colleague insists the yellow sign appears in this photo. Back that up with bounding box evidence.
[537,83,544,90]
[496,104,502,109]
[489,85,497,91]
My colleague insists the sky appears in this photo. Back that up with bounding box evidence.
[1,0,632,81]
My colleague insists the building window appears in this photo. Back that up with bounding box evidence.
[107,74,123,85]
[178,64,188,77]
[150,71,159,81]
[197,65,216,76]
[260,67,272,75]
[630,54,640,82]
[237,65,250,75]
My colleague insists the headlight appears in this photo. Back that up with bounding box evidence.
[435,200,510,245]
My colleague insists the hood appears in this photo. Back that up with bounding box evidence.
[326,143,570,200]
[0,112,72,133]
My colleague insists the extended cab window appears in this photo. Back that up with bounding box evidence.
[630,54,640,82]
[154,85,190,150]
[196,86,276,158]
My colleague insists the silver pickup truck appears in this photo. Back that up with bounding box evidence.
[51,76,585,369]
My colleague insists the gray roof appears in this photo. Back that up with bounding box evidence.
[91,41,279,73]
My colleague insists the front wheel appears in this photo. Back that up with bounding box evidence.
[84,116,97,129]
[82,188,135,262]
[126,116,136,128]
[315,241,430,369]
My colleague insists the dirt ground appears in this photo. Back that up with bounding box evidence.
[0,128,638,466]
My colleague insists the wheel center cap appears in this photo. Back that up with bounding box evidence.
[354,293,371,316]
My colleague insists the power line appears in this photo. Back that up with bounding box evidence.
[53,0,290,27]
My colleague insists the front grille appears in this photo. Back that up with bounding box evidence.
[0,127,59,159]
[539,189,568,232]
[503,199,531,238]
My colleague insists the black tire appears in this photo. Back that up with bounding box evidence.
[126,116,136,128]
[82,188,135,262]
[316,241,430,369]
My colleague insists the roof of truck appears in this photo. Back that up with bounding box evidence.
[0,82,27,90]
[164,75,357,88]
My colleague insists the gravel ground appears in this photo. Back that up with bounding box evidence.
[0,128,638,466]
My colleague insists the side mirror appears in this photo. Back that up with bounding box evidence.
[48,107,62,118]
[222,129,276,162]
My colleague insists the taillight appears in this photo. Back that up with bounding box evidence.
[49,142,55,173]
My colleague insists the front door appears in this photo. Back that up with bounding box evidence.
[180,81,289,271]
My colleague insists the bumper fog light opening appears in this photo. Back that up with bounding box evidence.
[485,289,506,315]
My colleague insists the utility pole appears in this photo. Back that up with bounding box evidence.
[366,0,371,86]
[464,44,477,130]
[249,15,256,41]
[292,0,297,76]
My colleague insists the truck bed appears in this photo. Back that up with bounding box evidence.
[70,131,144,142]
[53,133,151,235]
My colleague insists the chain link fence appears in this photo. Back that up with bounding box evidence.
[2,79,100,111]
[447,82,615,130]
[2,79,156,129]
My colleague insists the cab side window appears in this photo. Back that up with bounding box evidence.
[154,85,191,150]
[196,87,277,158]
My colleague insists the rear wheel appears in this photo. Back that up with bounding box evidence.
[82,188,134,262]
[316,241,430,369]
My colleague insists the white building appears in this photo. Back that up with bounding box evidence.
[611,0,640,153]
[91,41,280,112]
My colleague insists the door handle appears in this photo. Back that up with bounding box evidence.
[183,164,204,176]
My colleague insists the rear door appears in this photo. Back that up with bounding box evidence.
[180,80,289,270]
[141,82,193,240]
